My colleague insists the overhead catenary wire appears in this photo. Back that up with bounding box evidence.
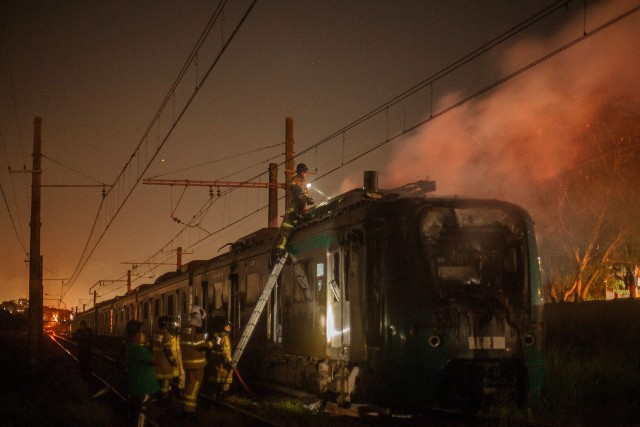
[0,35,31,249]
[80,0,578,299]
[150,141,284,179]
[62,0,258,299]
[71,0,640,306]
[41,154,110,186]
[0,182,28,257]
[0,130,29,253]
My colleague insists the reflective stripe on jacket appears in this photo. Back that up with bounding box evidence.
[180,324,212,369]
[152,330,183,379]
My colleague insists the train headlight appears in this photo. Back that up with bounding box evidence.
[524,333,536,347]
[428,335,442,348]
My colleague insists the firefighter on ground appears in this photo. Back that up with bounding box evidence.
[124,320,159,427]
[152,315,184,402]
[180,306,212,416]
[273,163,315,260]
[209,320,233,399]
[73,320,94,381]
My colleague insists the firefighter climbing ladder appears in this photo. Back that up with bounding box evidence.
[230,252,289,368]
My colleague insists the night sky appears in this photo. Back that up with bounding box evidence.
[1,0,638,309]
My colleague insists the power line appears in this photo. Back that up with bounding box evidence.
[0,129,29,250]
[63,0,258,298]
[0,182,28,257]
[296,0,640,184]
[150,141,283,179]
[41,154,110,186]
[69,0,640,307]
[77,1,585,303]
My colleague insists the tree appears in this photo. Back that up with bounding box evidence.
[534,99,640,302]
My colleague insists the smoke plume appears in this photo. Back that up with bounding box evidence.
[385,2,640,212]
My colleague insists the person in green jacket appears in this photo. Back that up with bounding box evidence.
[125,320,159,426]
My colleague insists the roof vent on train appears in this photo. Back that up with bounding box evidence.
[363,171,382,199]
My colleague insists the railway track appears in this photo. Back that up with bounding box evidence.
[48,333,281,426]
[49,333,490,426]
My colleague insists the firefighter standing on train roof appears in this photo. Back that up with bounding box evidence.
[273,163,315,259]
[180,306,212,416]
[289,163,314,214]
[209,320,233,399]
[151,315,184,403]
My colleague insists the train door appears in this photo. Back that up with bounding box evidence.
[200,280,209,330]
[211,279,226,332]
[327,246,350,359]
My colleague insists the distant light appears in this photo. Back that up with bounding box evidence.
[306,183,311,189]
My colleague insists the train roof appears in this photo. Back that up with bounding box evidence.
[225,178,437,249]
[297,178,437,223]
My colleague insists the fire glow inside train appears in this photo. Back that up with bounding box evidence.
[74,171,544,414]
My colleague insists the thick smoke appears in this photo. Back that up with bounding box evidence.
[385,2,640,212]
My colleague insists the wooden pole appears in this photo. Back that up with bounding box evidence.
[28,117,43,359]
[268,163,278,227]
[285,117,294,208]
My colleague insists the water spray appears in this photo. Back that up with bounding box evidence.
[307,182,331,201]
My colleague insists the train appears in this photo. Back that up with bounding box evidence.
[73,171,544,414]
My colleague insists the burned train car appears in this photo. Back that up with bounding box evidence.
[74,172,544,414]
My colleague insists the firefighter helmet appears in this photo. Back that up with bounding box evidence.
[189,306,206,327]
[296,163,308,174]
[167,316,181,335]
[190,306,206,318]
[157,315,170,330]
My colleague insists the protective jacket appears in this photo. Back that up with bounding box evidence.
[289,173,314,214]
[210,332,233,385]
[180,324,212,369]
[152,330,183,379]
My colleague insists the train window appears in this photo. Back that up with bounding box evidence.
[154,299,160,318]
[239,277,247,307]
[329,252,340,302]
[143,301,149,320]
[167,294,175,316]
[179,290,187,316]
[246,273,260,305]
[316,262,325,295]
[420,206,525,307]
[213,281,223,309]
[201,282,208,311]
[293,260,313,303]
[222,281,229,305]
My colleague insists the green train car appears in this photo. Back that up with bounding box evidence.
[74,171,544,415]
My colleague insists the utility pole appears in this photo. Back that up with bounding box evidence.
[28,117,43,358]
[284,117,294,208]
[268,163,278,227]
[143,117,295,228]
